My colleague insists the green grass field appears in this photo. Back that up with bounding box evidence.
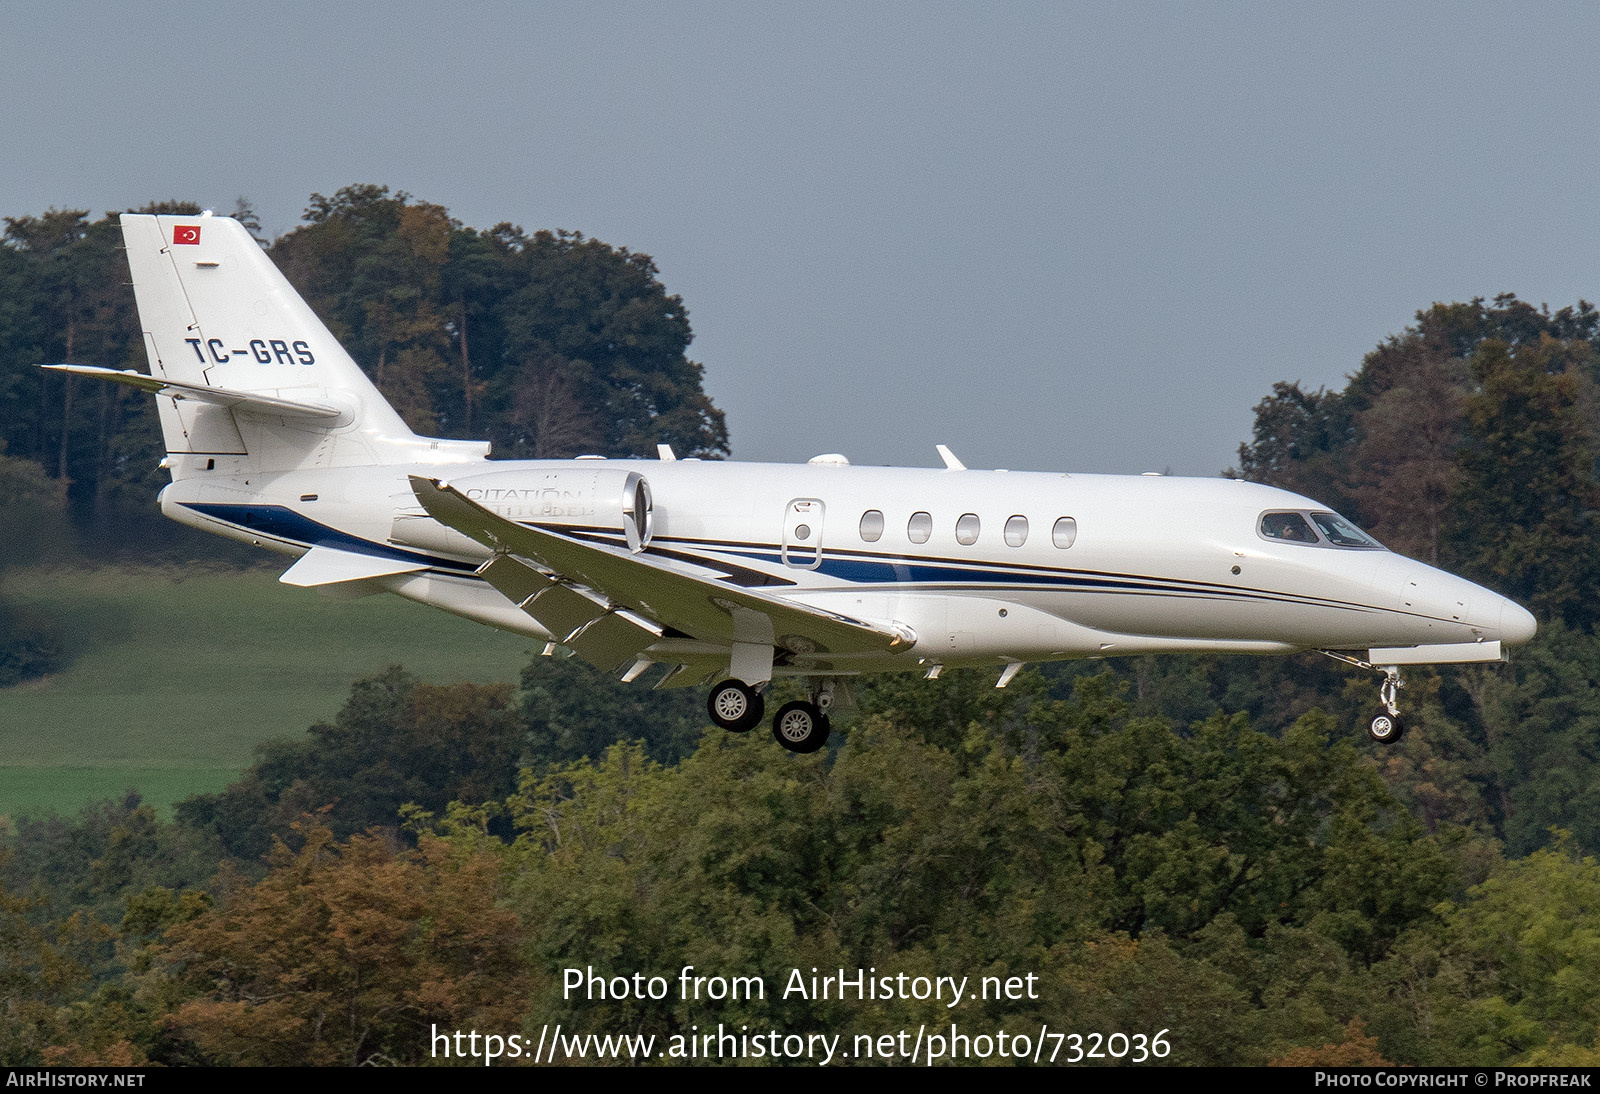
[0,564,538,819]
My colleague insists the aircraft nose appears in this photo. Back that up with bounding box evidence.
[1498,598,1537,647]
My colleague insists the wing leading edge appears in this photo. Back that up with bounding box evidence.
[409,476,914,677]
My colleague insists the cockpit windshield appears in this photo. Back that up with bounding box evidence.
[1258,509,1384,550]
[1308,511,1382,548]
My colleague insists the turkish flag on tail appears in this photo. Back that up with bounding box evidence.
[172,225,201,245]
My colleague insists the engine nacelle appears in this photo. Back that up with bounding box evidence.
[390,465,654,555]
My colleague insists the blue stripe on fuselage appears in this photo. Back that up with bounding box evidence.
[184,502,1365,613]
[184,503,477,572]
[668,539,1280,601]
[814,553,1187,593]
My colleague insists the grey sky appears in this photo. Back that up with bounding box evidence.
[6,2,1599,475]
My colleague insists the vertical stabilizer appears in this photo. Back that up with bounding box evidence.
[121,213,486,474]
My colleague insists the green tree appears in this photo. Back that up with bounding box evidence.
[176,668,524,860]
[1408,838,1600,1064]
[1462,624,1600,855]
[1449,336,1600,627]
[0,445,65,685]
[490,225,727,458]
[1232,380,1355,510]
[1,206,168,512]
[269,185,729,458]
[520,653,706,767]
[0,874,111,1065]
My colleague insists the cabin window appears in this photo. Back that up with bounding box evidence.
[1309,511,1382,548]
[908,511,933,544]
[859,510,885,542]
[1052,516,1077,548]
[1004,515,1028,547]
[1259,511,1319,544]
[955,513,981,545]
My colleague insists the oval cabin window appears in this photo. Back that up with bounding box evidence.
[1004,515,1028,547]
[907,511,933,544]
[1052,517,1077,548]
[859,510,884,542]
[955,513,981,546]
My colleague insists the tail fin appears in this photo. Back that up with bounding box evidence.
[118,213,487,475]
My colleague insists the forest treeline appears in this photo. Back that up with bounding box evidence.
[6,190,1600,1065]
[8,661,1600,1066]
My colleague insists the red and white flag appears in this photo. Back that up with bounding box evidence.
[172,225,201,245]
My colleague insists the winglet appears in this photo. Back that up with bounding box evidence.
[935,444,966,471]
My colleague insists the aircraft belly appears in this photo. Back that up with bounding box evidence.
[793,591,1111,662]
[378,572,556,641]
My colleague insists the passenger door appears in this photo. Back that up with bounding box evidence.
[781,498,824,569]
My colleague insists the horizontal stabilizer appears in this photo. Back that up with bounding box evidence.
[1369,640,1505,665]
[280,547,428,588]
[43,364,343,421]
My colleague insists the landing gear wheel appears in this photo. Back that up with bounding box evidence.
[1368,711,1405,744]
[772,700,830,754]
[707,680,764,733]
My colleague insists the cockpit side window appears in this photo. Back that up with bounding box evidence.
[1259,511,1320,544]
[1258,509,1386,549]
[1309,511,1382,548]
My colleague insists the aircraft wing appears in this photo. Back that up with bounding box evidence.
[410,476,913,673]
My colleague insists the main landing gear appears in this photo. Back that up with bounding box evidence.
[706,678,833,754]
[707,679,765,733]
[771,699,830,754]
[1318,653,1407,745]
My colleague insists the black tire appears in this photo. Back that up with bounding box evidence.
[707,680,764,733]
[1368,711,1404,744]
[771,700,830,754]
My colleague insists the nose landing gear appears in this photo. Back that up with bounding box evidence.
[1319,652,1406,745]
[1368,667,1405,743]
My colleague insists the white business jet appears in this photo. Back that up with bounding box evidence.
[49,214,1536,753]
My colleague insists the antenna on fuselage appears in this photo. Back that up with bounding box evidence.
[935,444,966,471]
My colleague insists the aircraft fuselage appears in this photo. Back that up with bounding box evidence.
[157,456,1533,678]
